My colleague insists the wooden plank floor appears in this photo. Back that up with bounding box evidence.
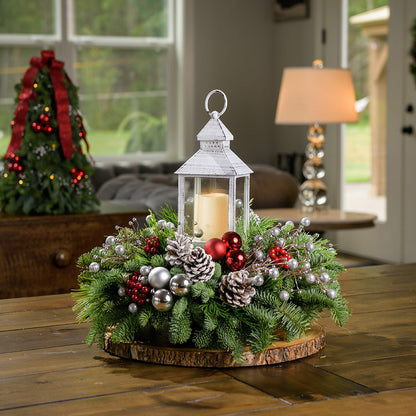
[1,263,415,415]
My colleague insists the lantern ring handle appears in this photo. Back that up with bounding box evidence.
[205,89,228,119]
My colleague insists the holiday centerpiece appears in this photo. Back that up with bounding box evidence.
[0,50,99,215]
[73,90,349,367]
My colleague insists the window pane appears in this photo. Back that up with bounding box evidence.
[0,47,50,156]
[73,0,169,37]
[0,0,55,35]
[75,47,168,155]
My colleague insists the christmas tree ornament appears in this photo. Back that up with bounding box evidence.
[288,258,298,270]
[305,242,315,252]
[276,238,285,247]
[254,235,264,244]
[89,262,100,273]
[140,265,151,276]
[326,289,337,299]
[128,303,138,313]
[305,272,316,284]
[284,221,294,228]
[222,231,242,250]
[220,270,256,307]
[255,250,266,262]
[300,217,311,227]
[193,228,203,238]
[319,272,331,283]
[166,222,175,229]
[204,238,227,261]
[270,227,280,237]
[303,261,311,270]
[252,274,264,286]
[146,214,153,224]
[152,289,173,311]
[268,267,280,279]
[114,245,125,255]
[225,249,247,271]
[184,247,215,282]
[148,267,171,289]
[279,290,290,302]
[169,274,192,296]
[157,220,166,229]
[105,236,116,246]
[118,287,126,297]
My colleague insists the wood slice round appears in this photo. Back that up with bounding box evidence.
[104,325,325,367]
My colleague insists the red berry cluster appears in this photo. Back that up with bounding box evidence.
[144,236,160,254]
[32,113,53,134]
[71,167,86,185]
[7,154,23,173]
[269,246,292,270]
[126,272,150,305]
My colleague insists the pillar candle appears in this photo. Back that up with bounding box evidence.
[195,192,229,241]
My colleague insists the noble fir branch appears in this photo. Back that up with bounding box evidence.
[169,311,192,344]
[111,314,142,343]
[137,304,154,327]
[172,297,188,316]
[278,302,311,341]
[150,254,169,268]
[156,205,178,226]
[244,302,279,328]
[246,324,278,355]
[193,329,214,349]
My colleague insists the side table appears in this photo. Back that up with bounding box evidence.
[0,202,146,298]
[254,208,377,233]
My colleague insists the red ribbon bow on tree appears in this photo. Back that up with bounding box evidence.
[4,50,74,160]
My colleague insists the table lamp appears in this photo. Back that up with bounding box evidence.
[275,60,358,210]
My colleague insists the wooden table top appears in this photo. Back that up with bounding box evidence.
[255,208,377,232]
[1,263,415,415]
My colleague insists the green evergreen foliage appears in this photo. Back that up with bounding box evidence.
[0,55,99,215]
[73,207,351,363]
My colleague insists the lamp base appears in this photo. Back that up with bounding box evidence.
[299,178,327,210]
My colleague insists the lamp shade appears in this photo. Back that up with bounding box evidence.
[275,66,358,124]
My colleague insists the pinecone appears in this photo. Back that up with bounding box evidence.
[165,232,193,266]
[220,270,256,308]
[184,247,215,283]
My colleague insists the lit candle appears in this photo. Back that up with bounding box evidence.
[195,192,228,241]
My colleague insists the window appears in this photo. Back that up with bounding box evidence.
[0,0,177,160]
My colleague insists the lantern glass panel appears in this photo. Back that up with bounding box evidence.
[194,177,230,243]
[235,176,247,226]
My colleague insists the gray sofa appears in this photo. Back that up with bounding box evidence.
[91,161,299,212]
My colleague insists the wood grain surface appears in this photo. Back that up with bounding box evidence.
[0,263,415,415]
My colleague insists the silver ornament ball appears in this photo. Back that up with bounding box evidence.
[254,235,264,244]
[270,227,280,237]
[268,267,280,280]
[166,221,175,229]
[279,290,290,302]
[319,272,331,283]
[305,242,315,252]
[252,275,264,286]
[114,244,125,255]
[326,289,337,299]
[152,289,174,311]
[303,261,311,270]
[276,238,285,248]
[305,272,316,284]
[255,250,266,262]
[128,303,138,313]
[300,217,311,227]
[140,265,151,276]
[89,262,100,273]
[148,266,172,289]
[118,287,126,297]
[169,274,192,296]
[235,199,243,209]
[284,220,294,228]
[288,258,298,270]
[193,228,203,238]
[157,219,166,229]
[105,235,116,246]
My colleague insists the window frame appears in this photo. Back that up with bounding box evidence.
[0,0,183,163]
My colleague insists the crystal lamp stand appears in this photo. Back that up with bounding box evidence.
[298,123,328,211]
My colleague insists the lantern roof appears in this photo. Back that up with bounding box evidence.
[175,90,253,177]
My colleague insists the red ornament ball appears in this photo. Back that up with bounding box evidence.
[204,238,227,261]
[225,249,247,271]
[221,231,242,250]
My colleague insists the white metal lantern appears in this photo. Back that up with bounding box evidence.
[175,89,253,243]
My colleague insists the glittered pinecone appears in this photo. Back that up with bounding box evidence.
[220,270,256,308]
[165,232,193,266]
[184,246,215,283]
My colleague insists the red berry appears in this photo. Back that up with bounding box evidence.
[283,265,289,270]
[138,299,145,305]
[150,247,157,254]
[144,245,150,252]
[285,253,292,260]
[136,282,143,290]
[141,286,149,294]
[139,293,146,299]
[280,249,287,256]
[126,279,132,287]
[131,295,138,302]
[132,275,138,282]
[269,248,277,259]
[132,288,138,295]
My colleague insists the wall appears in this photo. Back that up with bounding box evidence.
[188,0,275,164]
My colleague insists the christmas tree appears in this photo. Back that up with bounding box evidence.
[0,50,99,215]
